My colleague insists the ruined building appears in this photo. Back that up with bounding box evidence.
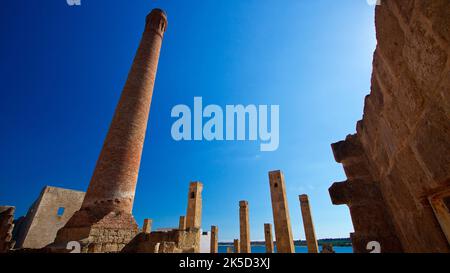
[199,231,211,253]
[2,8,203,254]
[14,186,84,249]
[51,8,168,253]
[121,182,203,253]
[329,1,450,253]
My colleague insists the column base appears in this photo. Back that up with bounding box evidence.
[48,209,139,253]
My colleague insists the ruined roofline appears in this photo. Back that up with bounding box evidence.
[40,185,85,194]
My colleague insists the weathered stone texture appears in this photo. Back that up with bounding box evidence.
[14,186,85,249]
[179,216,186,230]
[121,228,200,253]
[122,181,204,253]
[264,223,274,253]
[0,206,15,253]
[53,212,139,253]
[428,189,450,244]
[239,200,251,253]
[143,219,152,234]
[186,182,203,229]
[210,225,218,253]
[233,239,240,253]
[330,0,450,253]
[268,170,295,253]
[299,194,319,253]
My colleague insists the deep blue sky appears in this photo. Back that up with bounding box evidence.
[0,0,376,241]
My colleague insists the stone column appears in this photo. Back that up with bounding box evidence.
[239,201,251,253]
[268,170,295,253]
[299,194,319,253]
[143,219,152,234]
[264,223,274,253]
[185,181,203,253]
[226,247,233,253]
[53,9,168,252]
[210,226,218,253]
[186,182,203,229]
[179,216,186,230]
[233,239,240,253]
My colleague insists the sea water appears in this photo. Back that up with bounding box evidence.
[218,245,353,253]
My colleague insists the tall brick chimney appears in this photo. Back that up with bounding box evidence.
[52,9,167,253]
[82,8,167,214]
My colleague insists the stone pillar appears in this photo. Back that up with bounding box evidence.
[226,246,233,253]
[264,223,274,253]
[299,194,319,253]
[143,219,152,234]
[233,239,240,253]
[53,9,168,252]
[154,242,161,253]
[186,182,203,229]
[210,226,218,253]
[239,201,251,253]
[185,181,203,253]
[179,216,186,230]
[268,170,295,253]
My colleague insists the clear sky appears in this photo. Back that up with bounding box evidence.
[0,0,376,241]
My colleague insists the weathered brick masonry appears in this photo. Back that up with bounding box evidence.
[52,9,168,252]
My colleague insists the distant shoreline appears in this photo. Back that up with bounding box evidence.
[219,238,352,247]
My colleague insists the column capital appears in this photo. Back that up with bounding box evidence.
[239,200,248,207]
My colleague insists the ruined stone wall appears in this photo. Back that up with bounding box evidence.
[52,211,139,253]
[121,228,200,253]
[330,0,450,253]
[16,186,85,249]
[0,206,15,252]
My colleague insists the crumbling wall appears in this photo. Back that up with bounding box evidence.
[0,206,15,253]
[51,210,139,253]
[15,186,85,249]
[121,228,200,253]
[330,0,450,253]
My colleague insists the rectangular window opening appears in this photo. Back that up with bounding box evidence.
[57,207,65,217]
